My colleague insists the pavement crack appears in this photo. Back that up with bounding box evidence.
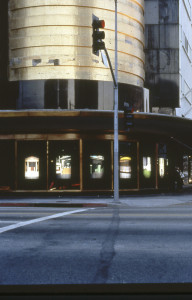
[92,207,120,284]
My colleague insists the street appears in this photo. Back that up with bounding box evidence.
[1,201,192,285]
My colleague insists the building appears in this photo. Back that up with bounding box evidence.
[145,0,192,186]
[145,0,192,118]
[0,0,192,193]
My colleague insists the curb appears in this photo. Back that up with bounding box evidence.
[0,203,108,208]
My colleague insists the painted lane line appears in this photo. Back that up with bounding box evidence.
[0,208,94,234]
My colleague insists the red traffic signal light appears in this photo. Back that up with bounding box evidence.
[92,19,105,55]
[92,19,105,29]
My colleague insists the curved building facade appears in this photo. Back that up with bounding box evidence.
[9,0,145,86]
[7,0,146,112]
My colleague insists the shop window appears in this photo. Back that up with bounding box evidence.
[17,141,47,190]
[119,142,137,189]
[159,158,168,178]
[90,155,104,179]
[143,156,152,178]
[158,143,169,188]
[83,141,111,190]
[25,156,39,179]
[56,155,71,179]
[140,142,155,188]
[49,141,80,190]
[120,156,131,179]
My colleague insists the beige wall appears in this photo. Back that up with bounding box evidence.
[9,0,145,86]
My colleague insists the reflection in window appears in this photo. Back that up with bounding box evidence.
[90,155,104,179]
[120,156,131,179]
[143,156,151,178]
[25,156,39,179]
[56,155,71,179]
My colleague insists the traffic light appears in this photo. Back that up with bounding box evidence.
[92,19,105,55]
[124,103,134,131]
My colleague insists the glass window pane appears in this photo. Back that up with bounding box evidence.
[189,156,192,183]
[143,156,151,178]
[159,158,165,178]
[159,158,168,178]
[56,155,71,179]
[25,156,39,179]
[48,140,80,190]
[120,156,131,179]
[90,155,104,179]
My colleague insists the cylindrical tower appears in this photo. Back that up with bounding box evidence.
[9,0,145,87]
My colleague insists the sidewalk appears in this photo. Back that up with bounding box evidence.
[0,189,192,208]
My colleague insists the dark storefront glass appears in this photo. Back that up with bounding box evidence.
[119,142,137,189]
[48,141,80,190]
[0,140,15,190]
[188,156,192,184]
[83,141,111,190]
[17,141,47,190]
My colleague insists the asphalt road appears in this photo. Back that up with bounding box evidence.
[1,204,192,285]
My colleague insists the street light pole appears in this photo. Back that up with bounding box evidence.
[114,0,119,202]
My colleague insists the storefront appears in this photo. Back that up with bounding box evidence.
[0,111,192,193]
[0,138,183,193]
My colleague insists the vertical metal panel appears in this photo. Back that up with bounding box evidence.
[9,0,145,87]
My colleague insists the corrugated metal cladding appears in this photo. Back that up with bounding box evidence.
[8,0,145,86]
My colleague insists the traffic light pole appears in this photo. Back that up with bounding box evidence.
[92,3,119,202]
[103,48,117,87]
[114,0,119,202]
[104,2,119,202]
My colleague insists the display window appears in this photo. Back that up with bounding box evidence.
[56,155,71,179]
[120,156,131,179]
[119,142,137,189]
[140,142,156,188]
[17,141,47,190]
[158,143,169,188]
[143,156,152,178]
[25,156,39,179]
[159,158,168,178]
[90,155,104,179]
[83,141,111,190]
[48,141,80,190]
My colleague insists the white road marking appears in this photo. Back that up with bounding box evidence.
[0,208,94,234]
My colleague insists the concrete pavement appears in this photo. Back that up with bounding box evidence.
[1,187,192,208]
